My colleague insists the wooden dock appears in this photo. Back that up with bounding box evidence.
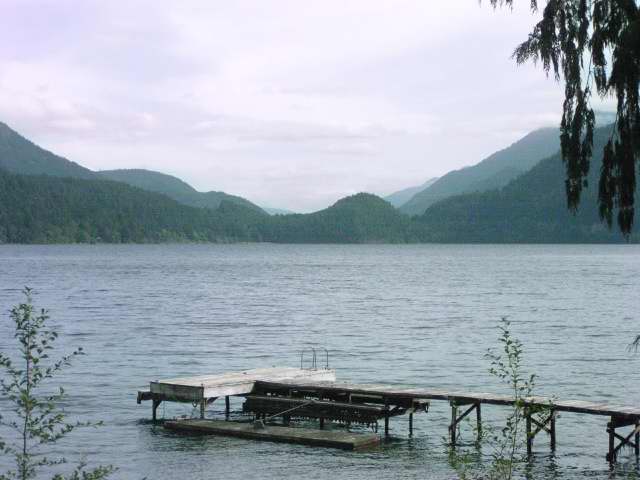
[255,378,640,462]
[165,419,380,450]
[138,367,640,462]
[137,367,336,420]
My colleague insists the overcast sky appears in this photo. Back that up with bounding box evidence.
[0,1,607,211]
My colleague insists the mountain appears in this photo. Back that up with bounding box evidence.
[97,169,264,213]
[0,122,96,179]
[384,178,438,207]
[263,193,410,243]
[264,207,295,215]
[415,125,636,243]
[0,169,267,244]
[0,121,262,213]
[400,128,561,216]
[0,170,410,244]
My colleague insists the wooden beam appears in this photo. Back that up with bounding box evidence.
[409,412,413,436]
[152,399,162,422]
[526,409,533,455]
[550,410,556,451]
[449,403,458,446]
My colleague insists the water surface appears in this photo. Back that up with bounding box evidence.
[1,244,639,479]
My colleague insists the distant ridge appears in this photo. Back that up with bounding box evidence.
[0,120,633,244]
[400,128,561,216]
[0,122,96,179]
[263,193,409,243]
[0,121,263,213]
[98,169,264,213]
[416,125,637,243]
[384,178,438,207]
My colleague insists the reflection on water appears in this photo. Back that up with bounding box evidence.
[1,244,639,479]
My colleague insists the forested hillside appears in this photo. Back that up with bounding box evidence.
[0,122,96,179]
[0,121,635,245]
[0,170,266,243]
[0,122,262,212]
[264,193,411,243]
[415,126,637,243]
[384,178,437,207]
[400,128,561,215]
[98,169,264,212]
[0,171,411,244]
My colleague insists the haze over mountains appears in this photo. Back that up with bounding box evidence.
[0,120,635,243]
[384,178,438,207]
[0,122,266,213]
[399,128,562,216]
[97,169,263,213]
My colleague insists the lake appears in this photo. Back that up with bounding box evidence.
[1,244,639,479]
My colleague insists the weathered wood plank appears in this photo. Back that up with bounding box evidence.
[164,419,380,450]
[149,368,336,402]
[255,380,640,418]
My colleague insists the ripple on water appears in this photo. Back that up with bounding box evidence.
[0,244,639,479]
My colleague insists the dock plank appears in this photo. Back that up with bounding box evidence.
[256,380,640,418]
[149,368,336,401]
[164,419,380,450]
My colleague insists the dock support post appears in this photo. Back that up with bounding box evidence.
[550,410,556,451]
[449,401,481,446]
[526,409,533,455]
[200,398,206,419]
[225,396,230,419]
[607,420,615,463]
[384,399,390,438]
[449,403,458,447]
[152,399,161,422]
[319,417,325,430]
[409,412,413,436]
[606,415,640,463]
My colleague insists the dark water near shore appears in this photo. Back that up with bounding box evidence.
[1,244,640,479]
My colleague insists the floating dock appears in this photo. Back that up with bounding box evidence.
[165,419,380,450]
[138,366,640,462]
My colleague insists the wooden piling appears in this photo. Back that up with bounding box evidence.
[152,399,161,422]
[526,409,533,455]
[550,410,556,451]
[409,412,414,436]
[607,420,615,463]
[449,403,458,446]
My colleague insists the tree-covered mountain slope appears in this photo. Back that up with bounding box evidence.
[0,121,263,212]
[384,177,438,207]
[263,193,411,243]
[400,128,561,215]
[0,122,96,179]
[98,169,264,212]
[0,169,267,244]
[415,126,637,243]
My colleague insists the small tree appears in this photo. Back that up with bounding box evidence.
[0,287,114,480]
[484,319,537,480]
[450,318,550,480]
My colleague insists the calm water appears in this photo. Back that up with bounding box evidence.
[1,244,640,479]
